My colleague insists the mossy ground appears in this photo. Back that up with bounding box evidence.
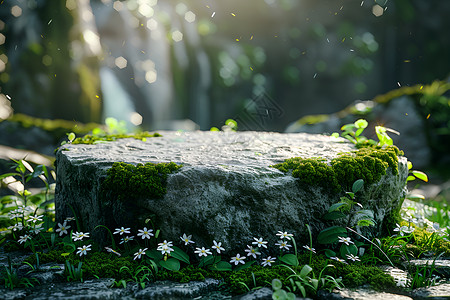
[20,249,396,295]
[271,145,403,192]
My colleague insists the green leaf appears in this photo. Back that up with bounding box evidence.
[331,132,339,138]
[299,264,313,278]
[210,261,232,271]
[412,170,428,182]
[407,194,425,201]
[352,179,364,193]
[341,124,355,131]
[340,244,358,257]
[355,127,364,137]
[328,202,348,212]
[406,175,416,182]
[279,254,299,267]
[317,226,347,244]
[272,278,283,291]
[272,289,287,299]
[0,173,20,181]
[67,132,76,143]
[146,249,163,261]
[234,260,255,273]
[198,255,216,267]
[324,249,336,258]
[357,219,375,227]
[407,161,413,170]
[159,258,180,271]
[354,119,368,129]
[322,211,346,221]
[171,246,190,264]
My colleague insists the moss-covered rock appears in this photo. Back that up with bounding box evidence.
[72,131,162,144]
[271,145,403,192]
[102,161,182,201]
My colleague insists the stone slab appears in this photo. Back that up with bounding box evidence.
[55,131,408,253]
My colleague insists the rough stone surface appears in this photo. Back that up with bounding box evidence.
[317,288,413,300]
[55,131,408,252]
[411,283,450,300]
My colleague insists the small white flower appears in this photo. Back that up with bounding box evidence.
[120,236,134,244]
[76,244,92,256]
[157,240,174,255]
[18,234,31,244]
[303,245,316,253]
[393,223,414,236]
[276,231,293,240]
[230,254,246,265]
[346,254,360,262]
[275,240,292,251]
[252,237,268,248]
[8,223,23,232]
[9,212,21,220]
[338,236,353,245]
[55,222,71,236]
[180,233,195,245]
[113,227,131,235]
[105,247,121,257]
[261,256,276,267]
[72,231,90,241]
[134,248,148,260]
[158,244,174,255]
[212,240,225,254]
[330,257,348,264]
[245,245,261,259]
[137,227,154,240]
[27,215,43,223]
[195,247,212,257]
[29,225,44,235]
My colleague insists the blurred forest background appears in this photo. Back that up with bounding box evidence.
[0,0,449,132]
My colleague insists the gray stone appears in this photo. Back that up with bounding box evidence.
[234,287,313,299]
[411,283,450,300]
[134,278,221,299]
[55,131,408,252]
[317,288,413,300]
[381,265,410,288]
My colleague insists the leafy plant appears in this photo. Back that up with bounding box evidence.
[64,260,83,282]
[271,278,295,300]
[3,257,39,290]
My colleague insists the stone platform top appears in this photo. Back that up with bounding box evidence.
[61,131,355,169]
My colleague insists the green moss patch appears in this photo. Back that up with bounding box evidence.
[72,131,162,144]
[102,161,182,201]
[271,146,403,192]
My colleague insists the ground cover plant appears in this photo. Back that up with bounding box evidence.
[0,119,448,298]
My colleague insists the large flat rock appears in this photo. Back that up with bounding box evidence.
[55,131,408,253]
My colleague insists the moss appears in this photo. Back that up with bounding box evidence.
[6,113,100,137]
[271,146,403,192]
[72,252,138,279]
[72,131,162,144]
[102,161,182,201]
[407,224,450,257]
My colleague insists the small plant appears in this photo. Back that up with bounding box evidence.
[64,260,84,282]
[3,257,39,290]
[271,278,295,300]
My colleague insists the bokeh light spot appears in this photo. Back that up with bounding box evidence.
[372,5,384,17]
[42,55,52,66]
[184,11,196,23]
[0,33,5,46]
[146,19,158,31]
[11,5,23,17]
[138,4,154,18]
[145,70,157,83]
[113,1,123,12]
[130,112,143,126]
[172,30,183,42]
[66,0,76,11]
[115,56,128,69]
